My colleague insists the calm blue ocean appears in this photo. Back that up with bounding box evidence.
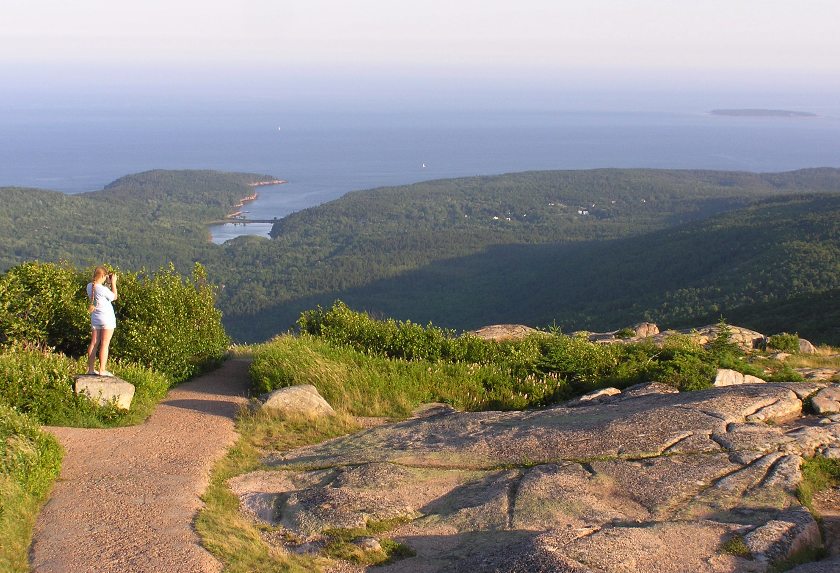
[2,103,839,243]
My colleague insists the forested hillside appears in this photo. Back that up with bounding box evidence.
[217,169,840,341]
[0,170,270,271]
[2,168,839,343]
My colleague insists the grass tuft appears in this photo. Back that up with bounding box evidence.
[797,456,840,513]
[720,534,752,559]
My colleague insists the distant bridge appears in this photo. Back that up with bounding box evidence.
[216,218,279,224]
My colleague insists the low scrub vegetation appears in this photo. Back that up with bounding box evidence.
[767,332,801,354]
[252,303,768,418]
[0,346,171,427]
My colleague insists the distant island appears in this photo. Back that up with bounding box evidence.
[710,108,816,118]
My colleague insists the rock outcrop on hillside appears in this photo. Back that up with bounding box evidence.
[471,324,541,341]
[231,381,840,572]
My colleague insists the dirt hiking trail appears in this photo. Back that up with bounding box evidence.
[30,359,251,573]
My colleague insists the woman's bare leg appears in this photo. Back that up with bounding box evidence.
[87,329,101,373]
[98,328,114,374]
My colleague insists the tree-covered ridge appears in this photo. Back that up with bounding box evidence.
[247,168,837,304]
[0,170,273,272]
[217,169,840,339]
[270,167,840,242]
[90,169,276,219]
[227,193,840,344]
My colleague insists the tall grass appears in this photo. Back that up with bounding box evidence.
[251,334,577,417]
[0,405,62,573]
[250,326,758,418]
[284,302,785,413]
[0,345,172,427]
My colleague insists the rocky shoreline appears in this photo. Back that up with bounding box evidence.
[225,180,286,218]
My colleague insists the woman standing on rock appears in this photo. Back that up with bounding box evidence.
[86,266,118,376]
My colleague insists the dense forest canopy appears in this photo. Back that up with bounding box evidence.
[1,168,839,343]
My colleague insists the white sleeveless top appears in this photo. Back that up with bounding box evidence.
[87,283,117,329]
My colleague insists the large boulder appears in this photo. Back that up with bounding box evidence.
[798,339,818,354]
[261,384,335,418]
[811,385,840,415]
[797,368,838,382]
[744,508,822,565]
[714,368,766,387]
[632,322,660,338]
[471,324,541,341]
[74,375,135,410]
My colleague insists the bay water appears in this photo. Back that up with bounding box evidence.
[2,104,839,243]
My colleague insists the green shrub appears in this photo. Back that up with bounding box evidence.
[706,319,743,363]
[113,263,230,383]
[536,334,624,392]
[0,262,90,355]
[0,347,99,425]
[615,327,636,339]
[0,261,229,384]
[298,300,496,364]
[765,363,806,383]
[647,348,717,391]
[768,332,801,354]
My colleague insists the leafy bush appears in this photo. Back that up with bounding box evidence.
[646,348,717,391]
[768,332,801,354]
[0,262,90,355]
[615,327,636,339]
[113,263,230,383]
[535,334,625,392]
[298,301,496,364]
[764,362,806,383]
[0,347,98,425]
[0,261,229,383]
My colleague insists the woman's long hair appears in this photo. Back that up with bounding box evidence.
[89,266,108,311]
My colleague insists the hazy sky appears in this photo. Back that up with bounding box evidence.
[4,0,838,71]
[3,0,839,111]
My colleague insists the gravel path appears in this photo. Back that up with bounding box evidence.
[30,359,251,573]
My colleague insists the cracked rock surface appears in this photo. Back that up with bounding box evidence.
[233,382,840,572]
